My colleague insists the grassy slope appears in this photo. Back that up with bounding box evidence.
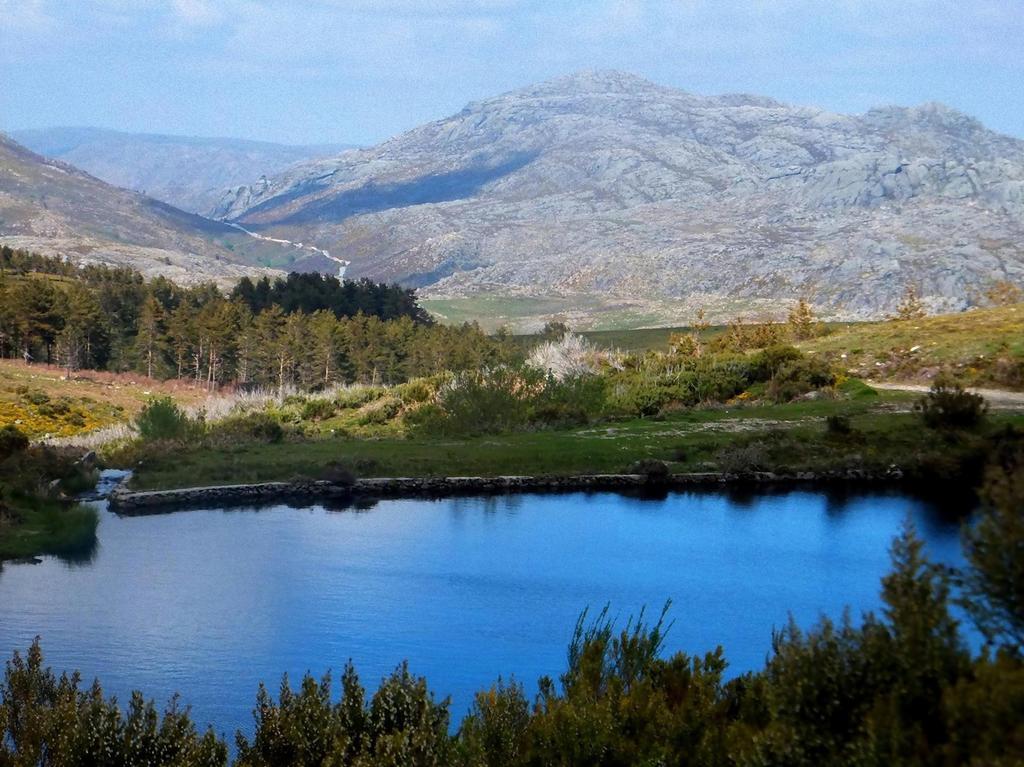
[798,304,1024,383]
[126,390,1024,491]
[0,359,209,439]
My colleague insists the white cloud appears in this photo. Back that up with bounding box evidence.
[171,0,225,26]
[0,0,51,31]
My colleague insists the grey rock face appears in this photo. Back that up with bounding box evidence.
[217,71,1024,321]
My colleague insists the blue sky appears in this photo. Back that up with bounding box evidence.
[2,0,1022,146]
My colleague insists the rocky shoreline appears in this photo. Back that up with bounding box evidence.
[108,467,905,514]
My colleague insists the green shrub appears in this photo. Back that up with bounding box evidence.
[318,461,357,485]
[0,640,227,764]
[767,357,836,403]
[0,425,29,461]
[209,412,285,445]
[402,402,448,433]
[751,344,804,382]
[430,367,541,435]
[334,386,385,409]
[629,458,671,481]
[135,396,192,441]
[825,414,852,436]
[300,397,336,421]
[607,371,670,418]
[356,395,403,425]
[396,378,435,405]
[917,376,987,430]
[23,390,50,406]
[528,375,607,427]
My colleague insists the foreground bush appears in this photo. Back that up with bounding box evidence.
[917,375,988,430]
[0,642,226,765]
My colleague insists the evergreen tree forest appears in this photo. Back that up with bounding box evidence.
[0,247,513,389]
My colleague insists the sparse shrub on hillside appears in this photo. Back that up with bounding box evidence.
[985,280,1023,307]
[896,284,927,320]
[135,397,192,441]
[23,390,51,407]
[711,318,785,352]
[917,375,987,430]
[668,332,700,358]
[788,297,819,340]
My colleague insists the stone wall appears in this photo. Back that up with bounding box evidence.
[108,467,904,514]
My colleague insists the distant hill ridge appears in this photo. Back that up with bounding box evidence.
[212,70,1024,322]
[0,132,281,284]
[10,126,352,215]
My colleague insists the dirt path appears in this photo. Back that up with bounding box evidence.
[870,382,1024,409]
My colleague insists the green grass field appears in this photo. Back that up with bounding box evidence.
[125,389,1023,491]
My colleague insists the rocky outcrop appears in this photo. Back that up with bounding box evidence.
[217,71,1024,324]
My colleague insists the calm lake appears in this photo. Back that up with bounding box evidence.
[0,485,968,738]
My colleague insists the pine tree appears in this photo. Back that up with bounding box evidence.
[56,283,107,374]
[134,295,166,379]
[13,278,63,363]
[787,298,817,340]
[310,310,341,386]
[166,303,196,380]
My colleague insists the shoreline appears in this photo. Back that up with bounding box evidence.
[108,467,907,514]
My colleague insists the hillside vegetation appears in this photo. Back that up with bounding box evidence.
[799,303,1024,389]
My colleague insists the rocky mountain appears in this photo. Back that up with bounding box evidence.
[0,133,284,284]
[10,127,350,215]
[215,71,1024,326]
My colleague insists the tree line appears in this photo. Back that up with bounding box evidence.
[0,246,514,388]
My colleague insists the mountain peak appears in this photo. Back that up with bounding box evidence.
[537,69,663,92]
[493,70,675,102]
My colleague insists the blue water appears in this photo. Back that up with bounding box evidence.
[0,488,967,739]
